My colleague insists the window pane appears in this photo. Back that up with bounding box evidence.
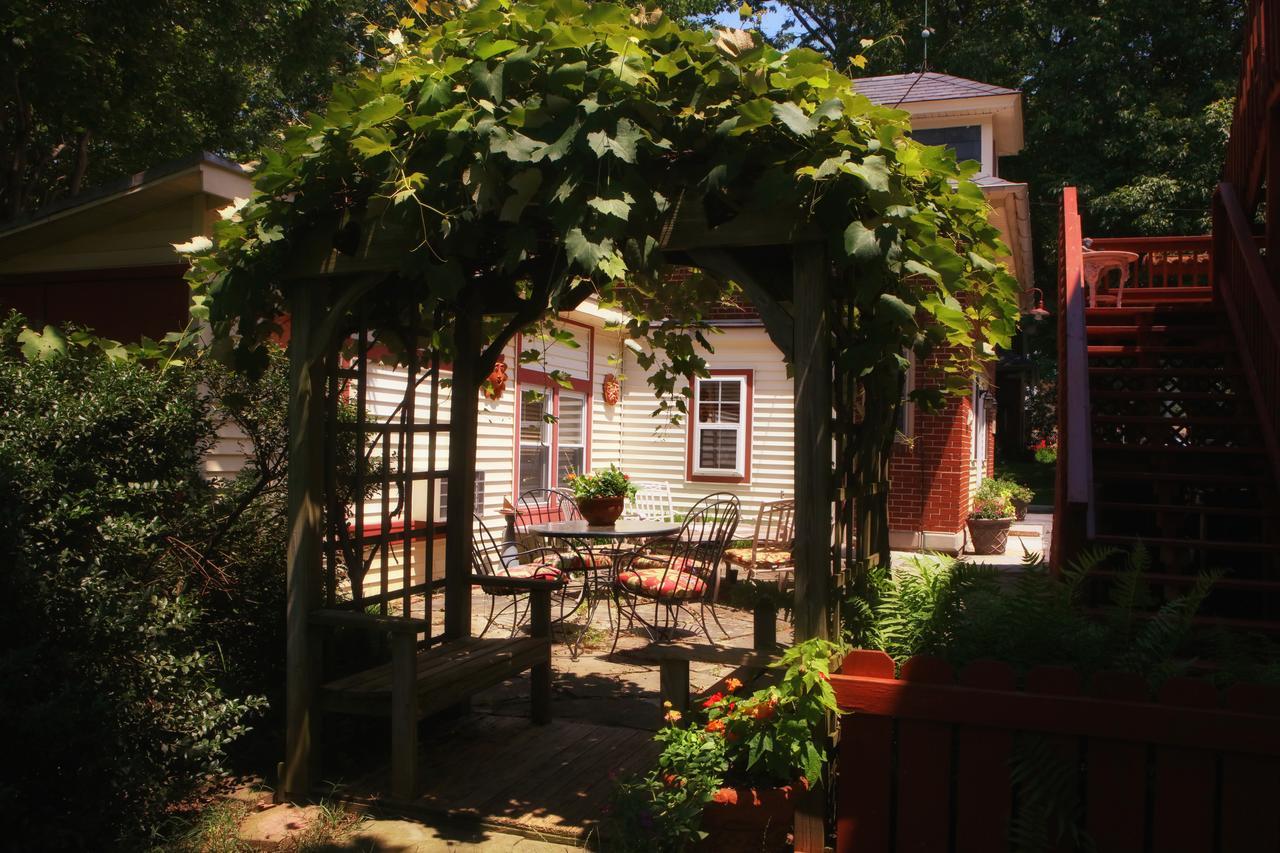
[520,446,549,493]
[698,428,738,470]
[719,402,741,424]
[520,393,547,442]
[719,381,741,403]
[700,381,721,402]
[557,447,585,484]
[912,125,982,164]
[558,393,585,445]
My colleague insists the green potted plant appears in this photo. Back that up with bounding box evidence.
[608,639,842,852]
[563,464,637,526]
[967,480,1015,555]
[1004,479,1034,521]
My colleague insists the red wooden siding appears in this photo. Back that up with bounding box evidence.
[0,264,189,342]
[833,648,1280,853]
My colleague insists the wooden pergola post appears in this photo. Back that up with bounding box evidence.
[791,243,833,643]
[444,303,482,639]
[282,281,328,800]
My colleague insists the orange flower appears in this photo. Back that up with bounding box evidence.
[705,718,726,734]
[748,699,778,721]
[664,709,682,724]
[725,677,743,693]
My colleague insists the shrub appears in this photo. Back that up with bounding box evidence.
[0,315,269,850]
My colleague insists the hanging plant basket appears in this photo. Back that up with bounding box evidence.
[967,516,1013,555]
[696,785,795,852]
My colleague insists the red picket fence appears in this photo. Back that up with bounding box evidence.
[832,649,1280,853]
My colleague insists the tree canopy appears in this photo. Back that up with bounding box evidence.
[0,0,389,221]
[188,0,1018,416]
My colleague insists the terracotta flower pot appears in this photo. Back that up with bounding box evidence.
[576,495,624,526]
[697,785,795,852]
[967,516,1013,555]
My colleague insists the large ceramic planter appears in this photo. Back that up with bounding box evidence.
[1012,498,1030,521]
[697,785,795,852]
[967,516,1014,555]
[576,495,624,526]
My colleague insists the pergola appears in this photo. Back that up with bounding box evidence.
[186,0,1018,836]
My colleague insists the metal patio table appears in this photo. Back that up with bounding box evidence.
[529,519,680,658]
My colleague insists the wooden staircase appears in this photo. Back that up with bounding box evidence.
[1082,290,1280,628]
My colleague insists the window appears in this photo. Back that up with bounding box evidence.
[895,351,916,440]
[689,373,751,480]
[556,392,586,483]
[519,392,550,494]
[518,388,587,493]
[912,125,982,166]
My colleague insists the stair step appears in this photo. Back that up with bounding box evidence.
[1120,287,1213,300]
[1088,366,1242,377]
[1090,415,1255,426]
[1086,325,1224,337]
[1092,534,1280,553]
[1091,389,1239,400]
[1093,469,1265,485]
[1087,569,1280,592]
[1093,442,1263,454]
[1087,345,1229,356]
[1095,501,1271,517]
[1087,305,1217,317]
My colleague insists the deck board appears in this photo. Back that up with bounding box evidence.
[339,713,658,841]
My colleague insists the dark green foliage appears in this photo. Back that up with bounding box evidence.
[0,0,393,220]
[0,313,289,850]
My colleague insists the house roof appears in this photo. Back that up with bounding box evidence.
[0,152,247,239]
[853,72,1019,106]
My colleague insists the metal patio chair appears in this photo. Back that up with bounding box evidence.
[723,498,796,589]
[472,513,568,638]
[611,492,740,652]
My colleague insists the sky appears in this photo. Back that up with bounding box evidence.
[711,7,790,38]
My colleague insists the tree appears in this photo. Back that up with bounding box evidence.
[0,0,392,221]
[672,0,1243,265]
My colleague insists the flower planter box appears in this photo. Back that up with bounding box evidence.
[967,516,1013,555]
[697,785,795,852]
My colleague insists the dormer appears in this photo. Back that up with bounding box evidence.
[852,72,1024,178]
[852,72,1033,290]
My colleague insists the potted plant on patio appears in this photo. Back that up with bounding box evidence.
[564,464,638,526]
[967,480,1015,555]
[1003,478,1034,521]
[607,638,842,852]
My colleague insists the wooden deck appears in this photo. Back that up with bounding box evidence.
[338,713,659,843]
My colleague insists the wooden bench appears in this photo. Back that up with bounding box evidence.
[309,575,558,800]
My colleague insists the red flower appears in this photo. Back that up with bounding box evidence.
[702,692,724,708]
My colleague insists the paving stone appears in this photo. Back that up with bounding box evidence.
[238,802,322,848]
[341,818,579,851]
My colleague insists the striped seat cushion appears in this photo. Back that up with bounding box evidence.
[723,546,794,569]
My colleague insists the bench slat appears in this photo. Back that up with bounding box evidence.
[319,636,548,717]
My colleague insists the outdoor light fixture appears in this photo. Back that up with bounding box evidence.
[1022,287,1051,320]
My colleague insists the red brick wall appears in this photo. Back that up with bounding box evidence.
[888,350,987,536]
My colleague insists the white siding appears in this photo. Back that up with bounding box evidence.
[618,326,794,528]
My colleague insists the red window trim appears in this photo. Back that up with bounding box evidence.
[685,369,752,484]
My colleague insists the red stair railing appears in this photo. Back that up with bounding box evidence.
[1052,187,1094,569]
[1216,0,1280,493]
[1213,183,1280,489]
[1085,235,1213,291]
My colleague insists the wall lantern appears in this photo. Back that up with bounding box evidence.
[1022,287,1051,320]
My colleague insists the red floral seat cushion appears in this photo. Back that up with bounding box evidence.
[631,554,697,572]
[480,562,563,594]
[559,551,615,571]
[616,567,707,601]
